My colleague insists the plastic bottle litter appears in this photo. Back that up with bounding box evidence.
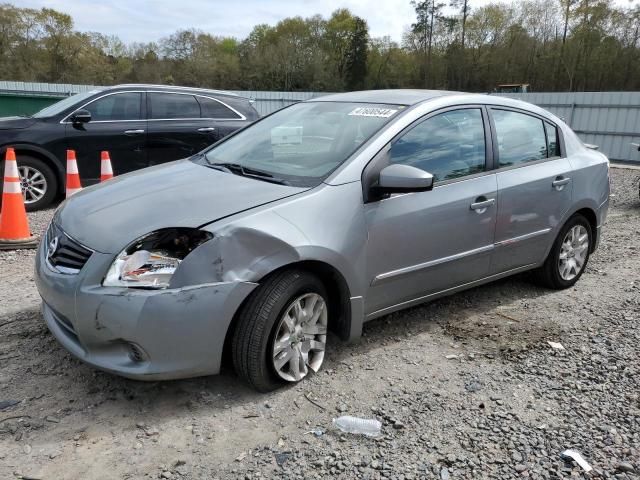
[560,449,592,472]
[547,341,566,350]
[332,416,382,437]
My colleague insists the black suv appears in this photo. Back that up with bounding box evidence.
[0,84,259,210]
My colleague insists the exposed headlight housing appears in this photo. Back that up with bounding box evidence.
[103,228,213,289]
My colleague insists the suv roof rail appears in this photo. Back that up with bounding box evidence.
[113,84,239,97]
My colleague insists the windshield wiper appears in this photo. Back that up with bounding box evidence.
[206,163,231,173]
[214,162,272,177]
[207,162,289,185]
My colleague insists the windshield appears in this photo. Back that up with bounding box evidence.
[203,101,404,187]
[32,90,103,118]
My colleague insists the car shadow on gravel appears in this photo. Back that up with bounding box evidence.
[0,269,561,431]
[326,271,561,366]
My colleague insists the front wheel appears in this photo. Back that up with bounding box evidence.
[2,156,58,211]
[232,270,329,392]
[534,214,592,289]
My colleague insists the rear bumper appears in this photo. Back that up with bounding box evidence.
[35,234,257,380]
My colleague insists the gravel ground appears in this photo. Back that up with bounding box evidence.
[0,168,639,480]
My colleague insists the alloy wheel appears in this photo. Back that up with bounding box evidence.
[18,165,48,205]
[272,293,327,382]
[558,225,589,281]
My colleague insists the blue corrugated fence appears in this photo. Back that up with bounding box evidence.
[495,91,640,163]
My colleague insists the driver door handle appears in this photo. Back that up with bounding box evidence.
[124,129,145,136]
[197,127,216,133]
[470,198,495,211]
[552,176,571,189]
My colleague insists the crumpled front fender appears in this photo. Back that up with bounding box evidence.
[170,212,307,287]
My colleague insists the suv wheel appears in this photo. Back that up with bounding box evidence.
[232,270,329,392]
[534,214,592,289]
[11,156,57,211]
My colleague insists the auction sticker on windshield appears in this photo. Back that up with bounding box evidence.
[348,107,398,118]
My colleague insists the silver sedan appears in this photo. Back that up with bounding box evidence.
[35,90,610,391]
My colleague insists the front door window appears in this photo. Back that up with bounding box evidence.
[84,92,143,121]
[389,108,486,182]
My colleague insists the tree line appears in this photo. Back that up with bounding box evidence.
[0,1,639,93]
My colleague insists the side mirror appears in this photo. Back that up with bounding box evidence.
[70,109,91,124]
[377,164,434,194]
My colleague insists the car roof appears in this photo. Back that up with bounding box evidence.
[309,90,556,121]
[111,84,240,98]
[310,89,459,106]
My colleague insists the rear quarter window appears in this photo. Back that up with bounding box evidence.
[545,121,560,157]
[197,96,242,119]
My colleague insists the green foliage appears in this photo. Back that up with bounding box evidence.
[345,17,368,90]
[0,1,638,92]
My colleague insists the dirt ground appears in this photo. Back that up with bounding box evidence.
[1,167,639,480]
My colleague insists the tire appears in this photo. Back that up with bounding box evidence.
[232,270,329,392]
[0,155,58,211]
[534,214,592,289]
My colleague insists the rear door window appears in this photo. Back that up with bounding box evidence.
[492,109,547,167]
[149,93,200,119]
[84,92,142,121]
[197,96,241,119]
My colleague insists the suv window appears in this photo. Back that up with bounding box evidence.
[149,93,200,119]
[492,109,547,167]
[197,96,241,119]
[389,108,486,182]
[84,92,142,121]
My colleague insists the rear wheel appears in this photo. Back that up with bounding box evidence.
[0,155,58,211]
[232,270,328,392]
[534,214,592,289]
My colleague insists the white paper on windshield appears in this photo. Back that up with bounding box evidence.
[271,126,303,145]
[348,107,398,118]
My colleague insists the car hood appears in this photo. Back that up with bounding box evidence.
[56,159,309,253]
[0,116,37,130]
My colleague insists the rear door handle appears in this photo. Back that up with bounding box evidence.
[552,177,571,189]
[470,198,495,213]
[124,129,145,136]
[197,127,216,133]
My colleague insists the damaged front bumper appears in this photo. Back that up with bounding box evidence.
[35,236,257,380]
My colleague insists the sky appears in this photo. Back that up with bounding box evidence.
[18,0,638,45]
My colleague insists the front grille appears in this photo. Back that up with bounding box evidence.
[45,223,93,274]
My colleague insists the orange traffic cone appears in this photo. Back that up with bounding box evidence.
[66,149,82,197]
[100,151,114,182]
[0,148,38,250]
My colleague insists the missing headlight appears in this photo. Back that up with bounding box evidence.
[125,229,212,257]
[103,228,213,289]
